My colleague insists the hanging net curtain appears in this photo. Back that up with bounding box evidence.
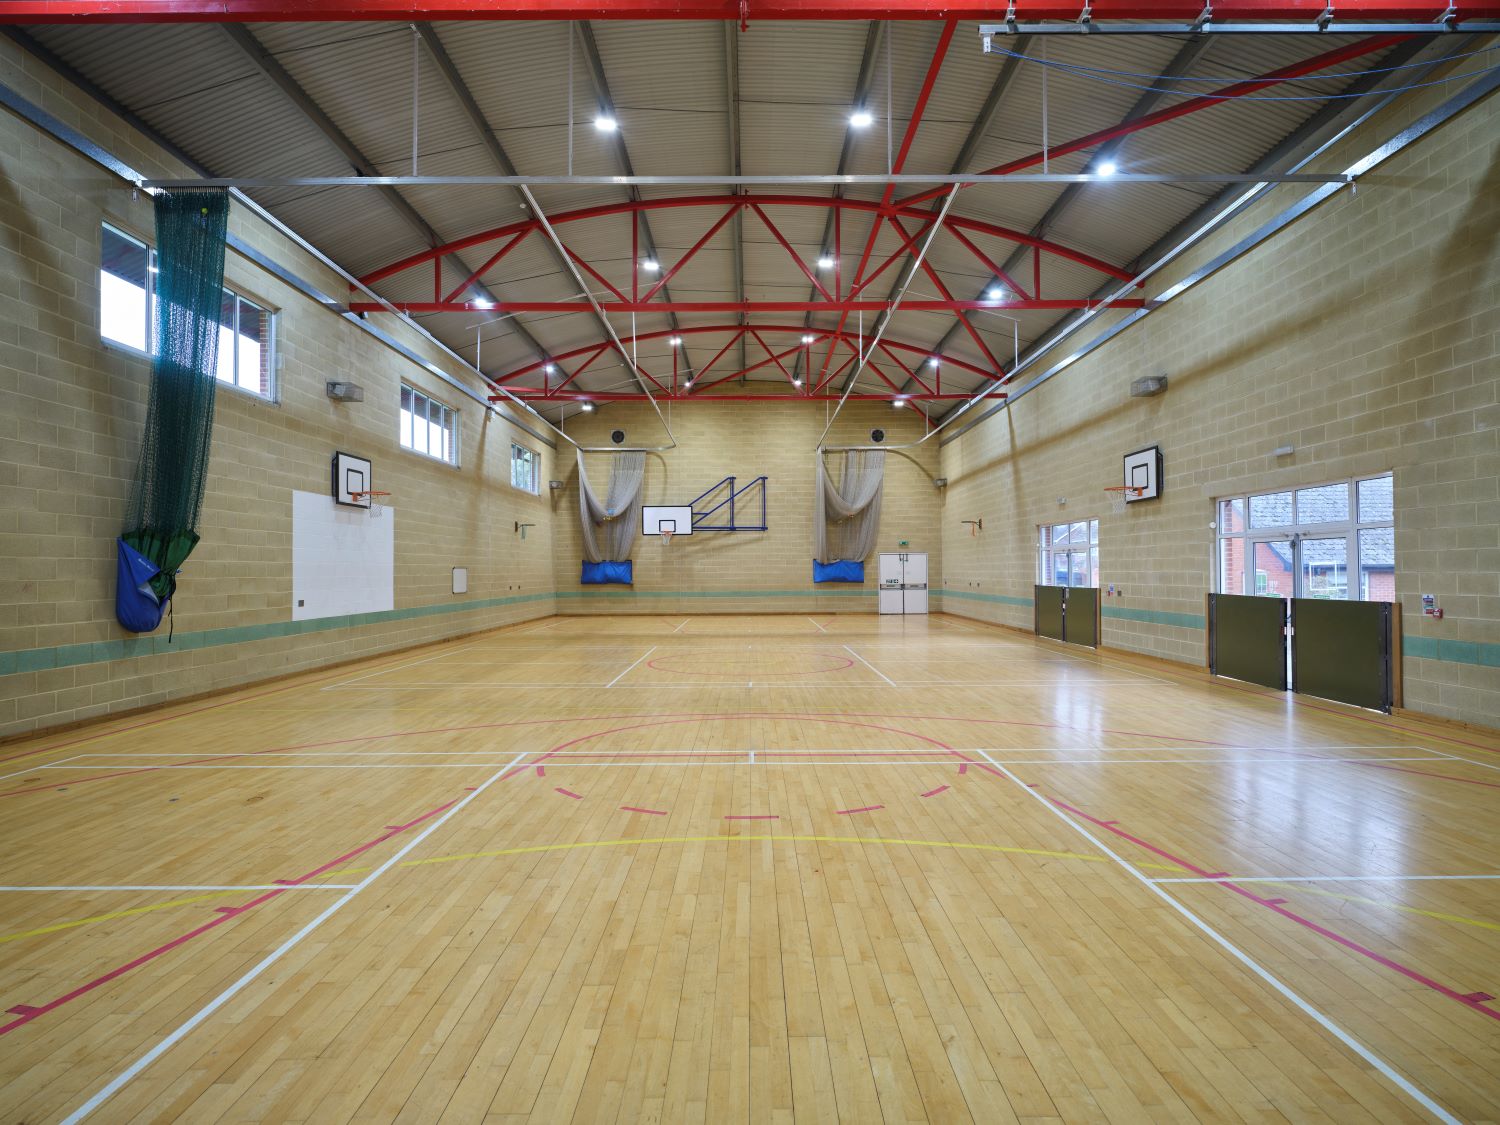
[115,190,229,633]
[578,448,646,564]
[813,450,885,565]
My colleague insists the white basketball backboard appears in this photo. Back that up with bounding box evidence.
[642,505,695,535]
[332,451,373,508]
[1122,445,1162,502]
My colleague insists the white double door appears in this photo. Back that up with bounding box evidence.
[878,552,928,615]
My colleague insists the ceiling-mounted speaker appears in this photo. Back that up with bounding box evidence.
[870,428,885,443]
[611,429,625,444]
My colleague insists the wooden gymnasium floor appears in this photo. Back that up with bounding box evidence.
[2,614,1500,1123]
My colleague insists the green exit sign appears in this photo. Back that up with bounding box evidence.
[898,539,909,547]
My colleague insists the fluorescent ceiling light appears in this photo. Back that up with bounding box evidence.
[816,256,835,269]
[1097,160,1118,176]
[849,109,874,129]
[594,114,617,132]
[640,259,659,271]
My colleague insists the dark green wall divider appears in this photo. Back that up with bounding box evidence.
[1292,599,1395,712]
[1034,586,1065,641]
[1033,585,1098,647]
[1064,587,1099,647]
[1209,594,1287,690]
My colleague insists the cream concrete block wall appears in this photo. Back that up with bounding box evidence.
[940,64,1499,727]
[0,37,557,737]
[551,400,943,614]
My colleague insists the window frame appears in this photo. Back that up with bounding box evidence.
[98,221,278,403]
[1038,518,1100,589]
[510,441,540,494]
[1214,472,1394,602]
[399,383,461,467]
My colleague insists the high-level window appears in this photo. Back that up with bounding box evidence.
[400,384,459,465]
[99,222,276,400]
[1039,519,1099,588]
[1216,473,1394,601]
[510,442,539,493]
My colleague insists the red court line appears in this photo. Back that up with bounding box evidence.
[1208,676,1500,754]
[725,815,778,821]
[1043,792,1500,1024]
[0,794,461,1038]
[1351,761,1500,791]
[836,805,884,816]
[555,787,583,799]
[921,785,950,797]
[620,806,668,816]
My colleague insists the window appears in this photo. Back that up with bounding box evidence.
[99,222,276,400]
[1039,519,1099,588]
[1215,473,1394,601]
[400,384,458,465]
[510,442,539,493]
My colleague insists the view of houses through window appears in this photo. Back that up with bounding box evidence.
[1216,474,1394,601]
[1039,519,1099,588]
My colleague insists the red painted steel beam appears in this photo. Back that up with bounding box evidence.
[349,297,1144,313]
[10,1,1490,21]
[358,195,1129,288]
[487,322,1000,384]
[900,34,1413,208]
[493,391,1006,401]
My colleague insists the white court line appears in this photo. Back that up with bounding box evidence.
[0,884,359,892]
[63,749,531,1124]
[606,645,658,689]
[809,617,827,633]
[974,749,1459,1125]
[1420,747,1500,773]
[322,639,483,690]
[0,754,82,783]
[843,645,897,687]
[1152,873,1500,885]
[672,619,690,633]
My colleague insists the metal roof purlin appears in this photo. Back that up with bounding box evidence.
[897,35,1216,398]
[575,20,697,387]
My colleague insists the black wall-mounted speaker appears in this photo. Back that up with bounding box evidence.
[870,428,885,443]
[611,429,625,444]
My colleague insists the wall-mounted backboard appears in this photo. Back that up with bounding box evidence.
[1122,445,1162,502]
[642,505,695,536]
[332,451,373,508]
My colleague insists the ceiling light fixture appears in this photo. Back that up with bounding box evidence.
[594,114,617,132]
[543,362,556,374]
[580,401,595,411]
[640,258,659,272]
[893,397,907,408]
[927,356,940,367]
[801,335,815,344]
[668,336,682,346]
[849,109,874,129]
[816,256,834,270]
[472,298,495,309]
[793,378,803,387]
[1097,160,1118,176]
[986,286,1006,301]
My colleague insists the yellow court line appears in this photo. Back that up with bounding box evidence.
[0,890,242,945]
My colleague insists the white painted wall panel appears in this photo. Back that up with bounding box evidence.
[292,490,394,621]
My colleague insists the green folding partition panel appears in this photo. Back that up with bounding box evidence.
[1291,599,1394,712]
[1064,587,1100,648]
[1209,594,1287,690]
[1034,585,1065,641]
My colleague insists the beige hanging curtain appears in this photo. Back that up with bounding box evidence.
[813,449,885,565]
[578,449,646,563]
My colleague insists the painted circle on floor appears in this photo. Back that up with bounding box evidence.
[646,651,855,677]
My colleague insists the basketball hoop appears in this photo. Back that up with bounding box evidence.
[660,528,673,549]
[350,490,391,517]
[1104,486,1147,496]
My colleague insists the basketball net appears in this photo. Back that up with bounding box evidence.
[661,528,673,549]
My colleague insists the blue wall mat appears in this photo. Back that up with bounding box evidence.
[813,560,865,583]
[581,560,634,585]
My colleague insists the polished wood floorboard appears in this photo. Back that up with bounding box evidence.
[1,613,1498,1123]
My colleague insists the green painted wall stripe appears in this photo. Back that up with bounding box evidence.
[935,589,1033,609]
[0,591,557,677]
[1403,636,1500,668]
[559,588,883,600]
[1102,605,1207,631]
